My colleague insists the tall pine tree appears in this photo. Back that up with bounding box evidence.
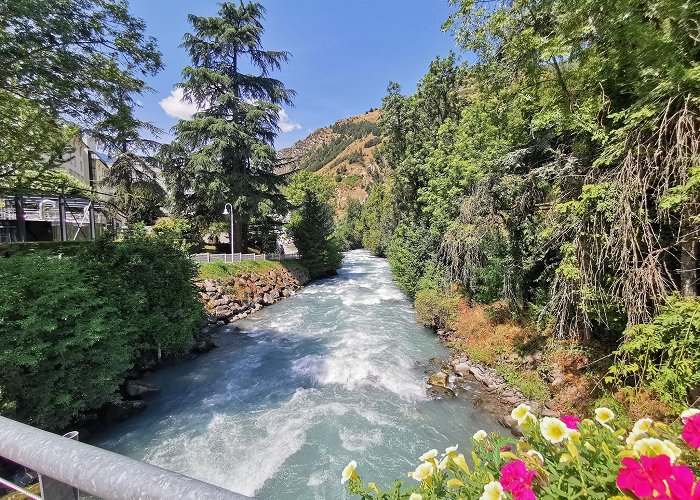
[166,2,294,252]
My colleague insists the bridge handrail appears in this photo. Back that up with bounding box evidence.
[0,416,251,500]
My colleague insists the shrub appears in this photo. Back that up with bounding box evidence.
[415,289,459,329]
[496,364,550,401]
[197,260,309,280]
[607,295,700,414]
[345,406,700,499]
[0,238,202,430]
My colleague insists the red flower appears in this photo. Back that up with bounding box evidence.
[667,464,700,500]
[560,415,581,430]
[500,445,511,452]
[682,413,700,449]
[617,455,673,498]
[500,460,536,499]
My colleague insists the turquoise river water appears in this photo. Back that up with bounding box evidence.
[94,250,500,499]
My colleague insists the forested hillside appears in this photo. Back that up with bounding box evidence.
[279,111,381,212]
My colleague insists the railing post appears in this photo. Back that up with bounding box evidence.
[207,253,211,263]
[88,202,96,240]
[39,431,80,500]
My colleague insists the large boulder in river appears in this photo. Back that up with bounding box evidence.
[102,400,147,423]
[428,371,448,387]
[125,379,160,397]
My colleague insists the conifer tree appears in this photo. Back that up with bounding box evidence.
[289,191,343,278]
[167,2,294,252]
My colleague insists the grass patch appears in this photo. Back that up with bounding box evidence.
[496,364,550,401]
[197,260,308,280]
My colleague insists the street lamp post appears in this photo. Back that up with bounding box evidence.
[222,203,234,262]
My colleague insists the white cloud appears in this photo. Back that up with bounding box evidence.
[160,88,301,133]
[159,88,202,120]
[278,109,301,133]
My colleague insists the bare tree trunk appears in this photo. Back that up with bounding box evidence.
[680,231,697,296]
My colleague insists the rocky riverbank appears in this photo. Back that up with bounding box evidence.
[196,266,310,324]
[426,328,560,436]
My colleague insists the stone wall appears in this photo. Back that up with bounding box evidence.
[196,267,310,324]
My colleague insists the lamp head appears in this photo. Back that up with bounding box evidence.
[223,207,229,215]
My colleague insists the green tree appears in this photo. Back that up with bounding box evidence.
[93,95,165,224]
[0,0,162,180]
[288,191,342,278]
[335,199,364,251]
[167,2,294,252]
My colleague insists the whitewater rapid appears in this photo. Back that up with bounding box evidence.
[95,250,500,499]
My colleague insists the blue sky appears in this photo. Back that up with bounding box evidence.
[129,1,459,149]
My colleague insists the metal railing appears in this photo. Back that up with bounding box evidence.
[0,416,251,500]
[190,252,300,263]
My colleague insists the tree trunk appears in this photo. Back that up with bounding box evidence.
[233,213,244,253]
[680,233,697,296]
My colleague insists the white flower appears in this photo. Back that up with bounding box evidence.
[437,455,450,471]
[626,429,646,446]
[526,449,544,463]
[681,408,700,421]
[633,438,680,463]
[595,407,615,424]
[419,449,438,461]
[473,429,488,441]
[480,480,506,500]
[412,462,434,482]
[341,460,357,484]
[444,444,458,456]
[633,418,653,434]
[409,494,423,500]
[541,417,568,444]
[511,403,532,424]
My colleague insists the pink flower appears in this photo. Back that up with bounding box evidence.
[667,464,700,500]
[500,445,511,452]
[682,413,700,449]
[560,415,581,430]
[500,460,536,499]
[617,455,673,498]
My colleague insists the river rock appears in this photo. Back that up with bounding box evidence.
[428,371,448,387]
[125,379,160,397]
[427,386,456,399]
[102,400,147,423]
[453,362,471,377]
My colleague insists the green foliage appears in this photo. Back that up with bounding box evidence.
[0,239,202,430]
[388,220,438,296]
[335,199,364,251]
[0,0,162,181]
[414,289,458,329]
[284,170,335,206]
[496,364,550,401]
[288,191,343,278]
[197,260,308,281]
[607,295,700,413]
[166,2,293,251]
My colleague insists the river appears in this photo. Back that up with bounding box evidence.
[94,250,501,499]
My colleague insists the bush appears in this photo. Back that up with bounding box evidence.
[0,238,202,430]
[345,406,700,499]
[607,295,700,414]
[197,260,309,280]
[496,364,550,401]
[415,289,458,329]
